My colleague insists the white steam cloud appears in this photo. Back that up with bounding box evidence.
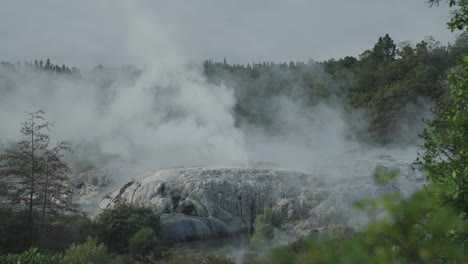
[0,2,421,181]
[0,2,247,176]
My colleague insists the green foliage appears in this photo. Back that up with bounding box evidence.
[247,191,467,264]
[0,209,40,252]
[39,214,101,252]
[203,32,468,145]
[261,208,284,228]
[2,31,467,147]
[246,151,467,263]
[269,247,297,264]
[371,34,397,63]
[0,209,101,253]
[159,250,236,264]
[251,208,284,243]
[95,202,160,253]
[128,227,159,256]
[344,36,450,143]
[0,210,101,255]
[62,236,115,264]
[372,166,400,186]
[0,247,62,264]
[430,0,468,31]
[0,111,76,251]
[418,54,468,216]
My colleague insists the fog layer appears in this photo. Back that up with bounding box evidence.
[0,2,422,180]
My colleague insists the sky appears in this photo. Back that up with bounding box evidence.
[0,0,456,68]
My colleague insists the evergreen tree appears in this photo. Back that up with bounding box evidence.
[0,111,76,246]
[372,34,396,63]
[44,59,51,71]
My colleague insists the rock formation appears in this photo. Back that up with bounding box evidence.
[95,157,424,241]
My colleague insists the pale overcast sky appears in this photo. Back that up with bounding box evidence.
[0,0,456,68]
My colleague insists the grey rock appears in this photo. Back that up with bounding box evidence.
[96,158,424,241]
[70,170,114,208]
[160,214,234,241]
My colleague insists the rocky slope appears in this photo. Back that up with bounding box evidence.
[91,157,424,242]
[70,170,114,212]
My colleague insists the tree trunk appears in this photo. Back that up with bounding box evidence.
[38,160,50,245]
[28,121,35,225]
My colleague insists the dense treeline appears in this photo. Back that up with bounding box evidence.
[0,59,79,75]
[203,32,468,144]
[204,32,468,143]
[326,34,465,142]
[2,32,468,145]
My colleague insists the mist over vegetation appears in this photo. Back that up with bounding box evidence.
[0,1,467,263]
[2,31,467,176]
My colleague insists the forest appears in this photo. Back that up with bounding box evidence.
[203,32,467,144]
[3,31,467,146]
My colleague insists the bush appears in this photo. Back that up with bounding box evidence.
[128,227,159,256]
[0,247,62,264]
[38,214,101,252]
[246,191,467,264]
[0,209,39,253]
[418,54,468,216]
[95,202,160,253]
[372,166,400,186]
[0,210,99,253]
[244,164,466,263]
[62,236,115,264]
[159,250,236,264]
[251,208,284,243]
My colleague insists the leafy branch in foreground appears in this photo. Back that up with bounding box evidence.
[249,167,467,264]
[418,54,468,217]
[429,0,468,31]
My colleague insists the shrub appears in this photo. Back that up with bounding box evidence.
[0,209,39,253]
[0,247,62,264]
[244,165,467,263]
[418,55,468,216]
[372,166,400,186]
[247,191,467,264]
[62,236,114,264]
[95,202,160,253]
[159,250,236,264]
[251,208,284,243]
[128,227,159,256]
[0,208,100,253]
[38,214,101,252]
